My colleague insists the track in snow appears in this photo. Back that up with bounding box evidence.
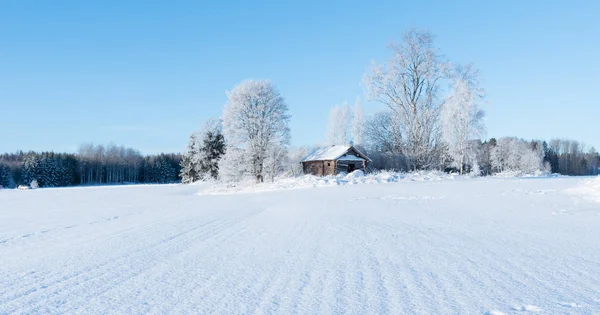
[1,178,600,314]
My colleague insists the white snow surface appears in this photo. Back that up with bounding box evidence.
[199,170,456,195]
[2,177,600,314]
[567,175,600,203]
[337,154,365,162]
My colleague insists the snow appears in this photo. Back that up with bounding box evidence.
[2,177,600,314]
[337,154,365,162]
[302,145,368,162]
[567,176,600,203]
[197,170,456,195]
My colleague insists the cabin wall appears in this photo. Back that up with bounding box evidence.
[323,160,336,175]
[302,160,336,176]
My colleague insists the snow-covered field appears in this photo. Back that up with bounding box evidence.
[2,176,600,314]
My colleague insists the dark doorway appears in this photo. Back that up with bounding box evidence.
[347,164,356,173]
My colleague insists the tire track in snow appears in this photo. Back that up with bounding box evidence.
[0,207,267,314]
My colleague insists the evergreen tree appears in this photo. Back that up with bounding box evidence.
[180,133,200,184]
[197,120,225,180]
[0,163,15,188]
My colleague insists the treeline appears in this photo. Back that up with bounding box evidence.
[0,144,181,189]
[363,136,599,176]
[544,139,600,176]
[447,138,596,176]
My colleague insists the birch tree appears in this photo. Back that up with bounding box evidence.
[441,65,485,174]
[351,98,366,148]
[220,80,291,183]
[326,102,351,146]
[364,29,448,170]
[364,111,406,170]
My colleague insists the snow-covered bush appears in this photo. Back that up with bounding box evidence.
[30,179,39,189]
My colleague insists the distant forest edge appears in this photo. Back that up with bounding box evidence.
[0,144,181,188]
[0,138,598,189]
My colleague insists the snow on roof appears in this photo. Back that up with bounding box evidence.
[337,154,365,162]
[302,145,370,162]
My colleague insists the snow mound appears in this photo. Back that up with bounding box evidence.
[567,176,600,203]
[198,170,457,195]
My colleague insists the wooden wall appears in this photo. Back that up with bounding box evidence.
[302,160,336,176]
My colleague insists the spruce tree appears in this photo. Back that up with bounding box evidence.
[180,133,200,184]
[0,163,14,188]
[198,128,225,180]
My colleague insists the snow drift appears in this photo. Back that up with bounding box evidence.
[198,170,458,195]
[567,176,600,203]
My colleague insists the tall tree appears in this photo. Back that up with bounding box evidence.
[180,133,200,184]
[351,98,366,148]
[325,102,351,146]
[220,80,291,183]
[0,163,14,188]
[441,65,486,175]
[197,119,226,180]
[364,111,406,170]
[364,29,448,170]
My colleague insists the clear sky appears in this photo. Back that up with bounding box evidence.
[1,0,599,154]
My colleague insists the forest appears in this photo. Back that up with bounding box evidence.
[0,144,181,189]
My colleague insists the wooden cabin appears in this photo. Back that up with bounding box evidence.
[301,145,371,176]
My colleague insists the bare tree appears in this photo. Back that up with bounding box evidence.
[364,29,448,170]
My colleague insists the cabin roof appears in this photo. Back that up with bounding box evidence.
[302,145,371,162]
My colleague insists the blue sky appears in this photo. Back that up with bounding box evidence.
[1,0,598,154]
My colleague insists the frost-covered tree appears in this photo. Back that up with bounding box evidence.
[441,65,486,175]
[287,146,311,176]
[197,119,225,180]
[218,146,246,182]
[490,137,545,174]
[326,102,351,146]
[180,119,225,183]
[220,80,291,183]
[351,98,366,148]
[180,133,200,184]
[364,29,448,170]
[364,111,406,170]
[263,145,288,182]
